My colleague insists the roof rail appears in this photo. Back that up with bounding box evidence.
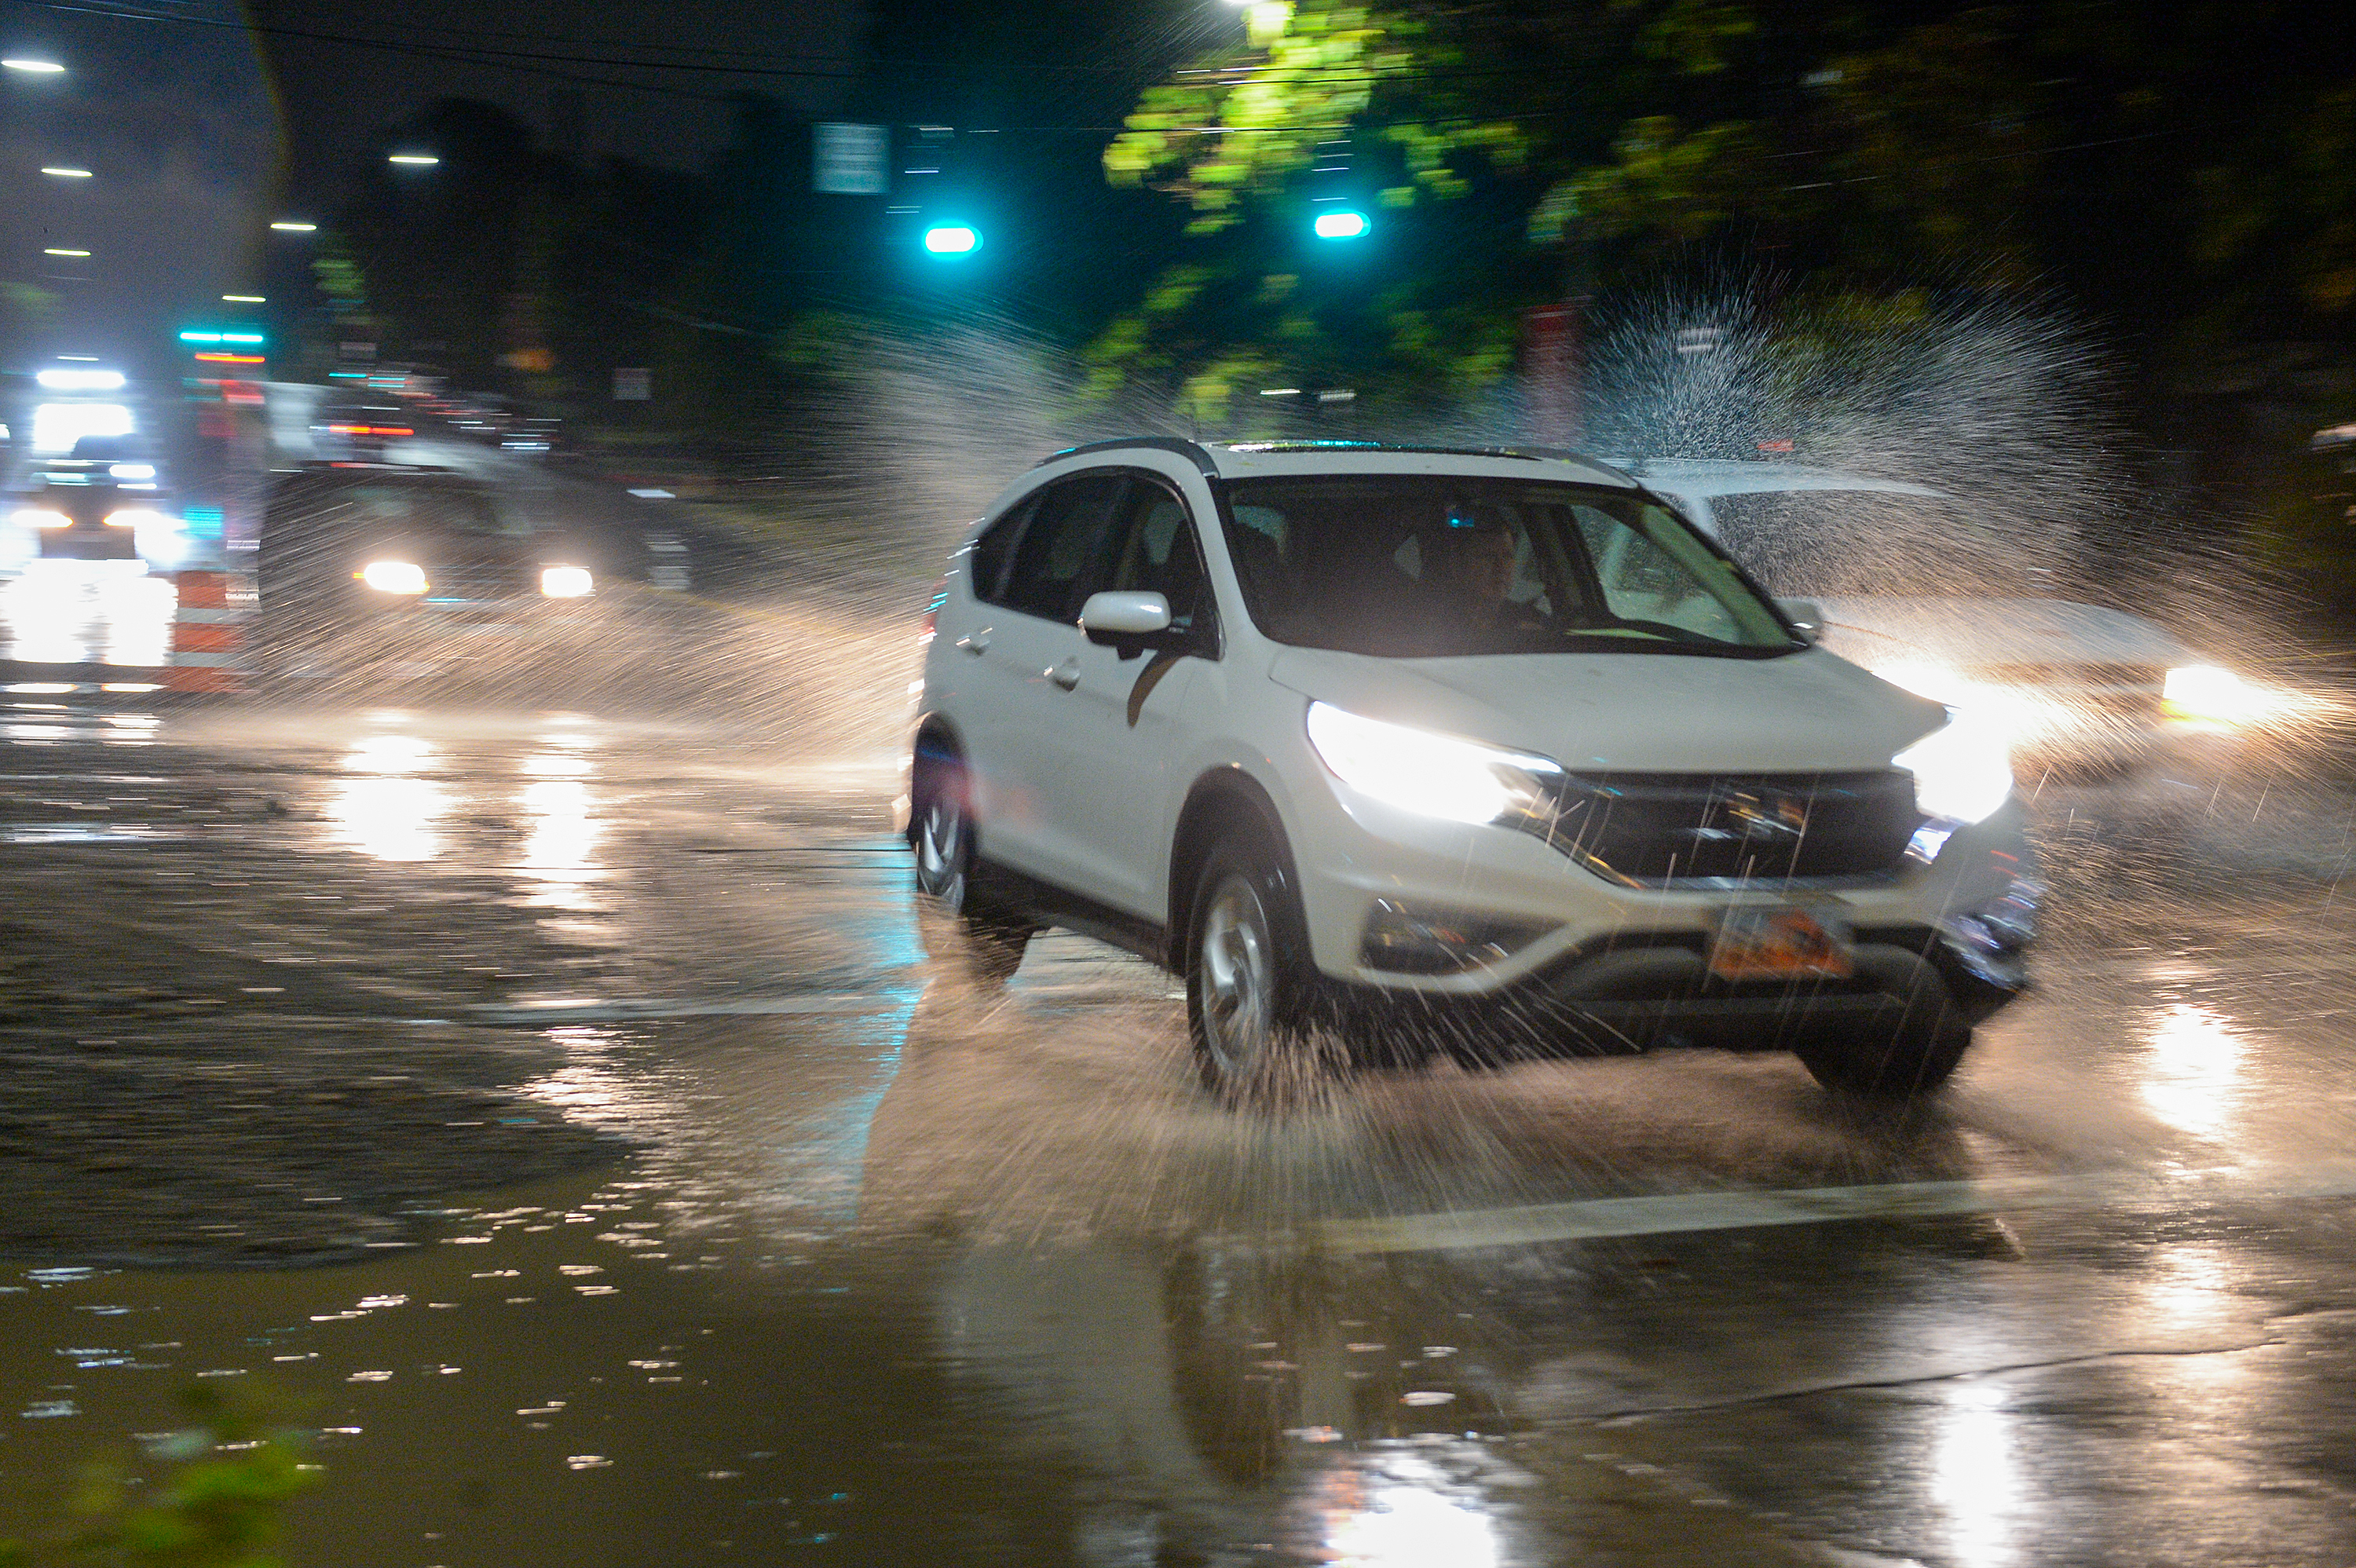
[1032,437,1220,479]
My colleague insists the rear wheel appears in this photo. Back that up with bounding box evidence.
[910,746,1035,985]
[1186,832,1338,1108]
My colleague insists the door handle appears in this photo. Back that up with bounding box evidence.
[1048,658,1081,691]
[957,630,990,656]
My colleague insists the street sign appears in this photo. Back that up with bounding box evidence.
[814,122,889,195]
[613,367,651,401]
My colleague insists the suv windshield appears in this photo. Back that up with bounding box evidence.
[269,477,521,540]
[1219,475,1798,657]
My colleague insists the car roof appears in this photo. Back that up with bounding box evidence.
[1034,437,1638,489]
[1615,459,1945,500]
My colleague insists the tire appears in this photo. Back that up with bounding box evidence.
[909,745,1034,985]
[1184,830,1339,1108]
[1794,971,1973,1098]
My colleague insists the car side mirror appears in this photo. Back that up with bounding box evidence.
[1777,598,1824,645]
[1080,590,1173,650]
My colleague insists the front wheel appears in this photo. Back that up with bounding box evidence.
[1185,833,1338,1108]
[910,748,1034,985]
[1794,996,1972,1098]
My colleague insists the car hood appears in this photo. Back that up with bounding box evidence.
[1810,597,2190,671]
[1265,644,1945,773]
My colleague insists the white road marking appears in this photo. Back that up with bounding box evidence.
[1318,1161,2356,1255]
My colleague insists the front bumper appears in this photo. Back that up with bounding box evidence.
[1284,765,2037,1033]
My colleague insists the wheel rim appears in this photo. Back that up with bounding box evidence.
[914,786,968,912]
[1198,873,1277,1080]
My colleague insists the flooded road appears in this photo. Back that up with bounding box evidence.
[9,692,2356,1565]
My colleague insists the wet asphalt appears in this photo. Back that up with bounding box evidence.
[9,414,2356,1563]
[1,680,2354,1567]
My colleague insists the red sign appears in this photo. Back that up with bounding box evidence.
[1522,304,1582,446]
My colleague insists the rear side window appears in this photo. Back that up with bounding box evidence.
[1000,473,1125,623]
[966,497,1033,605]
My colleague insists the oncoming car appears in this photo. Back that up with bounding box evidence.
[904,440,2041,1103]
[256,463,604,674]
[1628,461,2271,771]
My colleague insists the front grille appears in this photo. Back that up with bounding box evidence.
[1534,770,1922,886]
[425,565,531,602]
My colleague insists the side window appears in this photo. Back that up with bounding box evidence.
[965,496,1033,606]
[1001,473,1125,623]
[1095,481,1215,640]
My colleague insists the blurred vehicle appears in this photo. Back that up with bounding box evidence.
[906,439,2037,1103]
[1626,460,2267,773]
[309,400,415,463]
[256,462,606,671]
[13,437,177,565]
[500,417,560,456]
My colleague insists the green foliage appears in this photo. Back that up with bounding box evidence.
[0,1383,321,1568]
[1104,0,1520,236]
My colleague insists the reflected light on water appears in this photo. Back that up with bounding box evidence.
[1,566,174,667]
[1325,1476,1499,1568]
[2141,1003,2247,1140]
[1930,1378,2021,1568]
[330,732,446,861]
[519,752,605,906]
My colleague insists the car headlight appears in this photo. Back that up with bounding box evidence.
[16,508,70,529]
[1893,715,2013,826]
[2163,663,2255,724]
[540,566,592,599]
[103,508,163,528]
[359,560,429,595]
[1305,701,1561,825]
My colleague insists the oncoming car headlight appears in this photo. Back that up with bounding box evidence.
[1305,701,1561,825]
[540,566,592,599]
[103,508,164,529]
[359,560,428,595]
[15,508,70,529]
[1893,715,2013,827]
[2163,663,2256,724]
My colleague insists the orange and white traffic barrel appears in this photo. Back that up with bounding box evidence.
[163,570,255,693]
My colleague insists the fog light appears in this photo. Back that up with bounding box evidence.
[540,566,592,598]
[1359,899,1556,976]
[360,560,428,595]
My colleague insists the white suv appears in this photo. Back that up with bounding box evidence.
[904,440,2040,1102]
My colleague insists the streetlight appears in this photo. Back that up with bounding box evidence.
[1312,210,1370,240]
[2,58,64,75]
[269,221,316,232]
[922,224,982,255]
[39,166,90,179]
[42,247,89,257]
[387,153,440,166]
[222,294,265,304]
